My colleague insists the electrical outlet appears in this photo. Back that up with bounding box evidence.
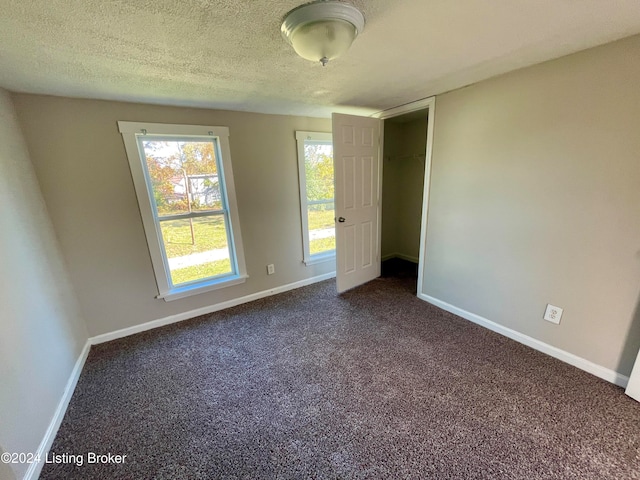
[267,264,275,275]
[543,304,563,324]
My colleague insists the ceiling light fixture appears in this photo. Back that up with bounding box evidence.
[281,1,365,66]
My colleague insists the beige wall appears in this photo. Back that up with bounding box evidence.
[381,122,401,258]
[382,116,427,261]
[424,35,640,375]
[0,89,88,480]
[12,95,333,337]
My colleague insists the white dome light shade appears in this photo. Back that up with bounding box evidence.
[290,19,356,64]
[281,1,365,66]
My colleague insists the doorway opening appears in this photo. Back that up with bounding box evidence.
[380,108,429,287]
[332,97,434,294]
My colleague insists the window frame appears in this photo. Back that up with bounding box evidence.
[118,121,247,301]
[295,131,336,266]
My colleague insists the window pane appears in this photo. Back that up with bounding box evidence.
[141,139,223,216]
[304,142,334,202]
[308,201,335,255]
[160,215,232,286]
[187,174,222,212]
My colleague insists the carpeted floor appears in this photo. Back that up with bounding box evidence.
[42,267,640,479]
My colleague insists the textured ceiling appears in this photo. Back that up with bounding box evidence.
[1,0,640,117]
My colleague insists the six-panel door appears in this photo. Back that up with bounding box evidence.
[332,113,381,293]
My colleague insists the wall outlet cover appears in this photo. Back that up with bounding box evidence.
[267,264,275,275]
[543,304,563,324]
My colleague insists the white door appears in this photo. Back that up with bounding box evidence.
[626,348,640,402]
[332,113,382,293]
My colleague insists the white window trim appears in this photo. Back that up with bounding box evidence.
[118,121,248,301]
[295,131,336,266]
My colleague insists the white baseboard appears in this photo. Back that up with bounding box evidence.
[381,253,419,263]
[418,293,630,388]
[91,272,337,345]
[395,253,419,264]
[24,340,91,480]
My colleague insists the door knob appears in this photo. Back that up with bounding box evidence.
[338,217,346,223]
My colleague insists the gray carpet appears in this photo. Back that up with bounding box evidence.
[41,269,640,479]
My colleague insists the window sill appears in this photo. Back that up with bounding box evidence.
[303,253,336,266]
[157,274,248,302]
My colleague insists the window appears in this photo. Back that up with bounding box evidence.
[119,122,247,301]
[296,131,335,265]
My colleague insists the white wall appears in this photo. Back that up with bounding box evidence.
[424,34,640,376]
[12,95,333,337]
[0,89,88,480]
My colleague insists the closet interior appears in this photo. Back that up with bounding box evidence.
[381,108,429,280]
